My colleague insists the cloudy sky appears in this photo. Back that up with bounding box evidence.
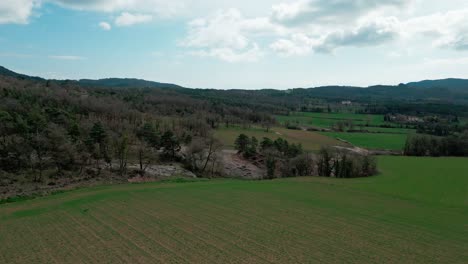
[1,0,468,89]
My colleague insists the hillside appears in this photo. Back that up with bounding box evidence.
[2,65,468,104]
[0,66,44,81]
[407,78,468,90]
[78,78,183,89]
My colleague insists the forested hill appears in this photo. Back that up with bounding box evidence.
[291,79,468,102]
[0,66,44,81]
[78,78,183,89]
[1,66,468,108]
[406,78,468,90]
[294,82,468,102]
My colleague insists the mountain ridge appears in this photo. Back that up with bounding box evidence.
[1,65,468,104]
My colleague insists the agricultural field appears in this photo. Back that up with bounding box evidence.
[214,126,347,151]
[0,156,467,263]
[275,112,415,150]
[321,132,409,150]
[275,112,389,129]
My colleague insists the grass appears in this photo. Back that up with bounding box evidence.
[0,156,467,263]
[214,125,347,151]
[321,132,409,150]
[276,112,389,129]
[276,112,414,150]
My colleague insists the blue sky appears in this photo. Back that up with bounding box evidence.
[1,0,468,89]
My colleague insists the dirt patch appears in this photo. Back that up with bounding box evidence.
[333,146,403,156]
[127,164,196,183]
[221,150,265,179]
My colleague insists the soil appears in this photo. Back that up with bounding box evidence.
[221,150,265,179]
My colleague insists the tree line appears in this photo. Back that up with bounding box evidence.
[404,134,468,157]
[234,134,377,179]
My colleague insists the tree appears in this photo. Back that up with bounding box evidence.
[234,134,250,153]
[361,155,377,177]
[26,110,49,182]
[89,122,106,145]
[244,136,258,158]
[318,147,333,177]
[286,143,303,158]
[29,131,49,182]
[260,137,274,151]
[136,123,160,174]
[87,122,110,171]
[265,155,276,179]
[274,138,289,154]
[47,124,77,175]
[0,111,14,170]
[114,134,131,176]
[161,130,181,160]
[290,154,315,176]
[68,122,81,143]
[185,135,223,177]
[201,136,223,174]
[137,122,160,149]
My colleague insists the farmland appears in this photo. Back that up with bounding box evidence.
[275,112,415,150]
[0,156,467,263]
[321,132,408,150]
[214,126,347,151]
[275,112,390,129]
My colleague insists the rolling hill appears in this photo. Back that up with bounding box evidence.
[1,65,468,106]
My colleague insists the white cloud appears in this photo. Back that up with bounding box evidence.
[191,44,263,63]
[99,21,111,30]
[0,0,39,24]
[49,55,86,60]
[316,16,400,52]
[180,2,409,60]
[270,0,407,26]
[115,12,152,27]
[270,34,315,56]
[2,0,468,63]
[182,9,270,62]
[270,16,400,56]
[51,0,186,17]
[402,9,468,51]
[183,9,251,50]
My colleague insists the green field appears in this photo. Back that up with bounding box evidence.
[0,156,467,263]
[322,132,409,150]
[276,112,413,150]
[214,126,347,151]
[276,112,389,129]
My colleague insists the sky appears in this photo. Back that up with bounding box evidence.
[1,0,468,89]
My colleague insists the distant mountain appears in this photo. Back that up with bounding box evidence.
[77,78,183,89]
[0,66,182,89]
[1,65,468,103]
[0,66,44,81]
[406,78,468,90]
[298,83,468,102]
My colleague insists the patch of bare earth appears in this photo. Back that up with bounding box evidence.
[127,164,196,183]
[221,150,265,179]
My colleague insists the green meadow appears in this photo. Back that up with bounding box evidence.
[1,156,466,263]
